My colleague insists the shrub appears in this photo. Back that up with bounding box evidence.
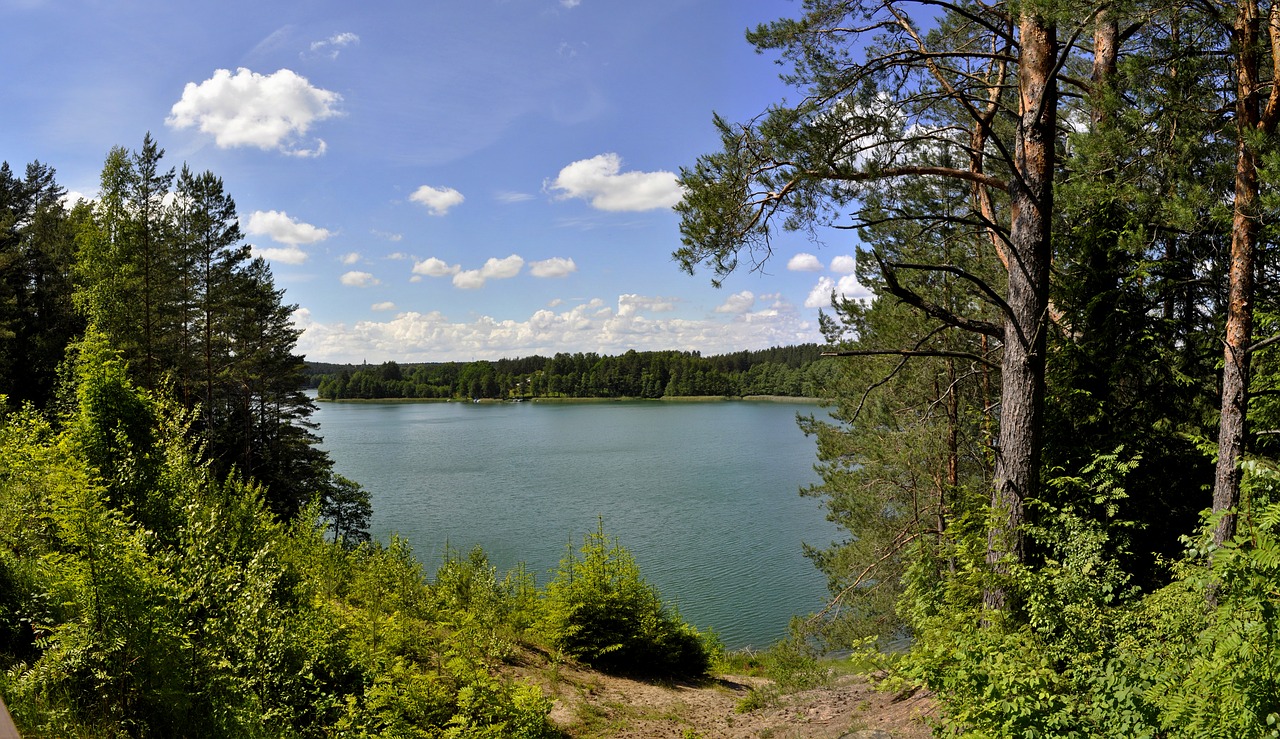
[538,522,711,678]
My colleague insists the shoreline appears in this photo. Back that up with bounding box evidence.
[316,394,822,404]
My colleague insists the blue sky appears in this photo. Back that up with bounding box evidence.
[2,0,871,363]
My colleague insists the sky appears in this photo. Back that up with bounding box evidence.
[1,0,873,364]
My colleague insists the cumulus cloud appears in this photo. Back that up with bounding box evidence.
[412,257,461,277]
[787,253,823,272]
[292,297,821,364]
[561,0,581,7]
[166,68,340,156]
[617,294,675,317]
[529,257,577,278]
[805,277,837,309]
[410,185,465,215]
[245,210,332,245]
[371,301,397,312]
[341,252,361,265]
[452,271,486,290]
[373,229,403,242]
[480,255,524,279]
[452,255,525,289]
[806,275,873,308]
[715,290,756,314]
[836,274,874,302]
[546,153,683,211]
[306,32,359,60]
[830,254,857,274]
[340,271,379,287]
[254,245,309,265]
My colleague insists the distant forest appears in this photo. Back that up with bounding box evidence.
[309,344,834,400]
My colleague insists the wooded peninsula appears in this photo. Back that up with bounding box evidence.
[308,345,834,400]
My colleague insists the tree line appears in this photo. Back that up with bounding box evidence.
[677,0,1280,734]
[313,344,836,400]
[2,135,344,521]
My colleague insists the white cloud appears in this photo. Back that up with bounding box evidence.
[452,270,486,290]
[452,254,525,289]
[341,271,380,287]
[166,68,340,156]
[254,245,309,265]
[715,290,756,314]
[805,277,836,309]
[787,253,823,272]
[373,229,403,242]
[371,301,397,312]
[496,190,534,203]
[836,274,874,302]
[292,297,821,364]
[410,185,465,215]
[307,32,359,60]
[546,153,683,211]
[617,294,675,317]
[62,190,91,208]
[830,254,857,274]
[561,0,581,7]
[480,254,524,279]
[245,210,332,245]
[341,252,361,265]
[805,275,873,308]
[385,252,411,261]
[412,257,460,277]
[529,257,577,278]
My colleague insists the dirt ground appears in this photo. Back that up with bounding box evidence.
[512,660,938,739]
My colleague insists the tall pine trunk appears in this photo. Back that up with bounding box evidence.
[984,11,1057,611]
[1213,0,1274,547]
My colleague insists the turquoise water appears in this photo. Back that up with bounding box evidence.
[312,398,839,650]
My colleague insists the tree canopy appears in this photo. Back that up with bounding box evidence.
[678,0,1280,733]
[313,345,834,400]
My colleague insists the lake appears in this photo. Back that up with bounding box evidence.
[312,397,840,650]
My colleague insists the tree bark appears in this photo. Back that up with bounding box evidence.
[1213,0,1266,547]
[1091,9,1119,128]
[984,10,1057,612]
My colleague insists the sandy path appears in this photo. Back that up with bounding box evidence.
[511,661,937,738]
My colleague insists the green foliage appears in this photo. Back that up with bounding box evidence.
[315,345,832,400]
[0,362,559,737]
[889,448,1160,738]
[539,522,712,678]
[729,630,829,714]
[69,135,337,522]
[1137,461,1280,737]
[886,452,1280,738]
[0,161,85,409]
[668,1,1279,736]
[432,546,539,663]
[321,473,372,549]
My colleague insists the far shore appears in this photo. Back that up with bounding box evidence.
[315,394,821,405]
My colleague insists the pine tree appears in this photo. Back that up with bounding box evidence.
[0,161,85,407]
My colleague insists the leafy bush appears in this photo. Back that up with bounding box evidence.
[887,451,1280,738]
[0,361,560,737]
[538,522,712,678]
[432,546,539,662]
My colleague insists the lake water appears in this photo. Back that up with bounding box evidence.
[312,397,840,650]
